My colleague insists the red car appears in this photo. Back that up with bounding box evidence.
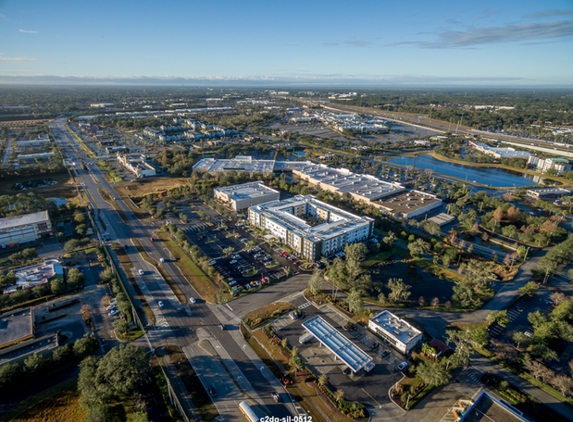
[149,237,154,242]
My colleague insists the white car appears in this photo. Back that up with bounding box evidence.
[189,297,196,304]
[108,309,119,316]
[158,301,164,308]
[138,269,144,275]
[160,258,165,263]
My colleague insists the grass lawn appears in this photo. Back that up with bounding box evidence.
[114,177,191,200]
[362,247,406,267]
[154,232,219,304]
[6,378,85,422]
[243,301,295,329]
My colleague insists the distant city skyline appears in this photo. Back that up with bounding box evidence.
[1,0,572,87]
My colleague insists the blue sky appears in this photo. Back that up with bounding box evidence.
[1,0,572,86]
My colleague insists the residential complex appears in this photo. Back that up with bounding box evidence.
[527,155,572,175]
[0,210,53,246]
[248,195,374,260]
[368,310,423,354]
[214,181,280,211]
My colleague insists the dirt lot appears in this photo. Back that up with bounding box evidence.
[114,178,191,201]
[11,388,86,422]
[0,171,79,202]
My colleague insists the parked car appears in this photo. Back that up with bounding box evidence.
[397,362,408,371]
[106,303,116,311]
[229,260,238,265]
[228,280,237,286]
[209,260,217,266]
[160,258,165,263]
[189,297,196,304]
[108,309,119,316]
[219,324,225,330]
[209,386,217,397]
[149,237,154,242]
[158,301,164,308]
[381,350,390,359]
[272,392,282,402]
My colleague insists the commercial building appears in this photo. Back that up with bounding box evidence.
[368,310,423,355]
[3,259,63,294]
[301,315,374,374]
[0,211,53,246]
[17,152,54,163]
[468,141,531,159]
[526,187,571,199]
[427,213,456,226]
[527,155,572,175]
[117,153,156,178]
[374,190,442,220]
[214,181,280,211]
[248,195,374,260]
[458,391,529,422]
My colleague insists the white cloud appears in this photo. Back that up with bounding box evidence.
[19,29,39,34]
[0,54,38,62]
[421,20,573,48]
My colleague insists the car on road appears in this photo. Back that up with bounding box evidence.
[159,258,165,263]
[397,362,408,371]
[189,297,196,304]
[209,386,217,397]
[108,309,119,316]
[272,392,282,402]
[158,301,164,308]
[149,237,154,242]
[219,323,225,330]
[138,269,144,275]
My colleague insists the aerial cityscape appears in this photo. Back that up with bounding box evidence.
[1,1,573,422]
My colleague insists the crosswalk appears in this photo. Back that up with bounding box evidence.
[271,301,313,331]
[488,294,535,340]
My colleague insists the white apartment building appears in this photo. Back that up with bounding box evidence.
[0,211,53,246]
[248,195,374,260]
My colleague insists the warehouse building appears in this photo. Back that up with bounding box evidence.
[0,211,53,246]
[214,181,280,211]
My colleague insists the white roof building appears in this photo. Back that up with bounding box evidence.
[368,310,423,355]
[214,181,280,211]
[0,211,53,246]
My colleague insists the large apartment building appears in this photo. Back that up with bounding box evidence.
[0,210,53,246]
[248,195,374,260]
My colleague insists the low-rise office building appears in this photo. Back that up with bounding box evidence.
[468,141,531,159]
[3,259,63,294]
[526,187,572,199]
[0,210,53,246]
[117,153,156,178]
[214,181,280,211]
[248,195,374,260]
[374,190,442,220]
[368,310,423,355]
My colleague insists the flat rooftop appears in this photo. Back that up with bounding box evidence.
[0,210,50,231]
[427,213,456,226]
[0,309,33,349]
[214,181,279,201]
[461,392,528,422]
[302,315,372,373]
[193,157,276,173]
[370,310,422,345]
[375,190,441,216]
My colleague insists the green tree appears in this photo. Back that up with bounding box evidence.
[52,344,73,362]
[346,288,364,314]
[382,231,397,247]
[127,412,150,422]
[23,353,45,374]
[64,239,80,251]
[75,223,87,236]
[95,345,149,398]
[415,361,451,387]
[387,278,411,303]
[408,238,431,257]
[50,278,65,295]
[487,310,510,326]
[519,281,539,297]
[113,319,129,338]
[334,389,345,403]
[308,269,324,296]
[67,268,85,289]
[0,363,20,390]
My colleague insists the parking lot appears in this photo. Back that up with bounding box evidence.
[167,199,310,294]
[274,301,408,415]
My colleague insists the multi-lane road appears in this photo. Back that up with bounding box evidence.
[50,119,296,421]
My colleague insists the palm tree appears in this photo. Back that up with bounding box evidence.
[334,389,345,403]
[317,374,328,387]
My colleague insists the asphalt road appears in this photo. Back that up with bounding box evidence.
[50,119,295,420]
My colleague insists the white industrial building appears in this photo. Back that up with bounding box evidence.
[0,211,53,246]
[117,153,156,178]
[368,310,423,355]
[214,181,280,211]
[248,195,374,260]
